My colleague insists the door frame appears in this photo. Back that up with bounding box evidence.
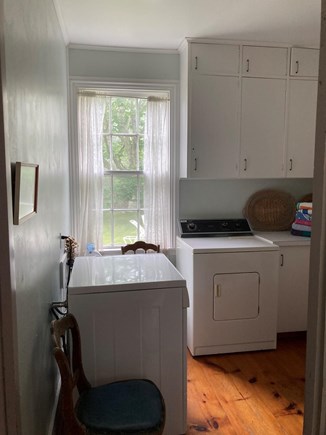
[304,1,326,433]
[0,0,21,432]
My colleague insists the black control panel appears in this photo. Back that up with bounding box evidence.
[179,219,252,237]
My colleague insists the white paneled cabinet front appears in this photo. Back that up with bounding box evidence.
[242,45,288,77]
[278,245,310,332]
[191,43,240,75]
[290,47,319,77]
[191,74,240,178]
[286,79,318,177]
[188,43,240,178]
[240,77,286,178]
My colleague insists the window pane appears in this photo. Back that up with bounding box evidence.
[113,175,137,209]
[139,175,144,208]
[102,135,111,170]
[112,97,136,134]
[103,210,112,246]
[103,176,112,209]
[138,99,147,134]
[113,210,138,246]
[102,100,110,134]
[139,136,144,170]
[112,136,138,170]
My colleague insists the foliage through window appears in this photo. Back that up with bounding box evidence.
[102,96,146,247]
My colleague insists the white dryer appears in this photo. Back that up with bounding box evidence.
[176,219,280,356]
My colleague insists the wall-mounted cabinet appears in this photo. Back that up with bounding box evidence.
[179,39,319,179]
[191,74,240,178]
[290,47,319,77]
[191,43,240,75]
[242,45,288,77]
[180,42,241,179]
[286,80,318,177]
[240,77,286,178]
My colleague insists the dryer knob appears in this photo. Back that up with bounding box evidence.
[187,222,197,232]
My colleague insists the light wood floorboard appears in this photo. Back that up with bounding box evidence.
[186,333,305,434]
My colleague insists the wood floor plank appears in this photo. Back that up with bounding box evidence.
[187,353,237,434]
[186,333,305,434]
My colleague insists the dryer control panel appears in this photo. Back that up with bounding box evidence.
[179,218,252,237]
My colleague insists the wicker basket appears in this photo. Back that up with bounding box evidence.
[243,189,296,231]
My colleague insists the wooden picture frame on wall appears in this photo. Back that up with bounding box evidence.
[13,162,39,225]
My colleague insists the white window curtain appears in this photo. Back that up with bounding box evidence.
[75,94,106,254]
[144,96,171,250]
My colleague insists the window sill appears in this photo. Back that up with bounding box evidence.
[100,248,122,256]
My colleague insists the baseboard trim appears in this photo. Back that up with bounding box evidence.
[48,377,61,435]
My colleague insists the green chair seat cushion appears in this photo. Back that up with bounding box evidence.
[76,379,164,434]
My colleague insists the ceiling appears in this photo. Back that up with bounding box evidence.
[54,0,321,50]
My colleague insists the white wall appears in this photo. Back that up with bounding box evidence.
[179,178,313,219]
[69,46,179,81]
[3,0,69,433]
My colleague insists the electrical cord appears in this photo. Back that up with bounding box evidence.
[51,235,77,322]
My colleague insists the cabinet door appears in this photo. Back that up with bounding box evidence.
[190,74,240,178]
[287,80,318,177]
[192,43,239,75]
[240,78,286,178]
[242,46,288,77]
[290,48,319,77]
[278,246,310,333]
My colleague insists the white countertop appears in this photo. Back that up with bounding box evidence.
[255,231,311,246]
[68,253,187,295]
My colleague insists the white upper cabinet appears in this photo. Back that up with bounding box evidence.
[290,47,319,77]
[240,78,286,178]
[242,46,288,77]
[286,80,318,177]
[190,74,240,178]
[191,43,240,75]
[179,39,319,179]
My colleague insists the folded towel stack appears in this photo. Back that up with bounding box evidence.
[291,202,312,237]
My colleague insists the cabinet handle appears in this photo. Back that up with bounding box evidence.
[214,284,221,297]
[195,56,198,70]
[194,157,198,171]
[244,158,247,171]
[296,60,299,74]
[246,59,250,73]
[289,158,293,171]
[280,254,284,267]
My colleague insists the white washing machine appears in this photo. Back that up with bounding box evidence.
[176,219,280,356]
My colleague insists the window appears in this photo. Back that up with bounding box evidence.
[71,83,175,253]
[102,96,146,246]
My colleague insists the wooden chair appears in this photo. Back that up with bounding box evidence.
[51,314,165,435]
[121,240,160,255]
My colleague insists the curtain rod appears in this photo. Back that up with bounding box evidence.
[78,90,169,100]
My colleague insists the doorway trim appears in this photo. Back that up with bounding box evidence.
[304,1,326,433]
[0,0,21,432]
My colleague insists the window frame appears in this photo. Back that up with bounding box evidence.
[101,94,146,247]
[69,79,179,253]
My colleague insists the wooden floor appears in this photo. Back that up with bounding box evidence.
[186,333,306,434]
